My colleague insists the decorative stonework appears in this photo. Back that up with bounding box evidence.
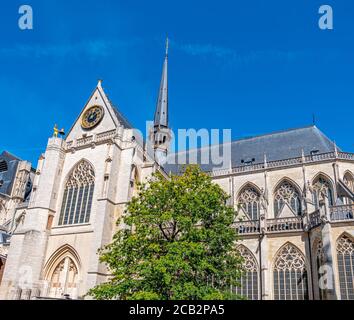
[337,235,354,254]
[312,175,333,206]
[238,245,257,271]
[59,161,95,225]
[274,181,301,216]
[343,172,354,192]
[238,186,260,220]
[274,243,306,271]
[66,161,95,188]
[336,235,354,300]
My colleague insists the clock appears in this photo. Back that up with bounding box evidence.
[81,105,104,129]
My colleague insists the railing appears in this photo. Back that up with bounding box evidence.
[210,151,354,177]
[96,129,116,143]
[76,136,93,147]
[65,129,117,150]
[266,217,303,233]
[66,141,73,148]
[234,205,354,236]
[338,152,354,160]
[234,220,260,235]
[309,210,321,229]
[330,204,354,222]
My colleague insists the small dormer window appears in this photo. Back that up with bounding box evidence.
[0,160,8,172]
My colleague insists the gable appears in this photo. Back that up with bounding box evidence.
[66,82,132,142]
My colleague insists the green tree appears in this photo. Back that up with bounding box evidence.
[88,165,244,300]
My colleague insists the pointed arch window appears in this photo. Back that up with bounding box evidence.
[58,161,95,225]
[343,173,354,192]
[312,176,334,209]
[238,186,260,220]
[232,246,259,300]
[274,180,302,216]
[343,173,354,205]
[273,243,309,300]
[337,235,354,300]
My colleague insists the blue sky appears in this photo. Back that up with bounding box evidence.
[1,0,353,166]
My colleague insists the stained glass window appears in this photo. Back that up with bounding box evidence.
[337,235,354,300]
[273,243,308,300]
[232,245,259,300]
[58,161,95,226]
[238,186,260,220]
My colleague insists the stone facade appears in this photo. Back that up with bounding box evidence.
[209,156,354,300]
[0,81,160,300]
[0,151,35,286]
[0,49,353,300]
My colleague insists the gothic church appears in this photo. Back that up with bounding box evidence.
[0,42,353,300]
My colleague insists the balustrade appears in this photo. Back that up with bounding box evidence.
[330,204,354,222]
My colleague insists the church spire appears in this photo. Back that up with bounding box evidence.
[154,37,169,128]
[150,38,172,166]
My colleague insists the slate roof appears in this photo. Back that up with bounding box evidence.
[163,125,337,174]
[0,151,21,196]
[111,102,133,129]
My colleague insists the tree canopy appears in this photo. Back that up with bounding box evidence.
[88,165,243,300]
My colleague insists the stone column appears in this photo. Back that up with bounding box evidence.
[259,233,269,300]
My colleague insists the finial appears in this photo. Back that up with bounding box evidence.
[165,37,169,57]
[301,149,305,162]
[97,79,103,87]
[53,124,65,138]
[53,124,58,137]
[263,153,267,168]
[334,140,338,157]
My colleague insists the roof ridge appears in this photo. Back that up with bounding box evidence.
[1,150,22,161]
[168,125,317,156]
[233,125,316,143]
[107,97,134,129]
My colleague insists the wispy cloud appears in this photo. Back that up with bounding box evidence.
[0,38,142,60]
[171,40,307,67]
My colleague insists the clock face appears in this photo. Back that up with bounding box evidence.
[81,106,104,129]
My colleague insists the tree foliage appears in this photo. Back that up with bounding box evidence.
[88,165,243,300]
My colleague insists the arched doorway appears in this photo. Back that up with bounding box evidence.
[44,246,81,299]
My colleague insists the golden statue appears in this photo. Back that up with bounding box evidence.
[53,124,65,138]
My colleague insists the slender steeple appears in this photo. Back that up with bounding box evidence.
[150,38,171,165]
[154,37,169,128]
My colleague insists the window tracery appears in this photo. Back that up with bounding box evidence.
[232,246,259,300]
[58,161,95,225]
[273,243,308,300]
[238,186,260,220]
[337,235,354,300]
[274,181,302,216]
[312,176,334,208]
